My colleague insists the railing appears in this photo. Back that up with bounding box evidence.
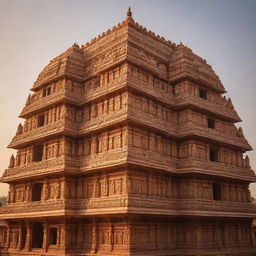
[79,107,127,135]
[128,106,177,135]
[127,147,177,171]
[80,74,127,104]
[2,157,66,180]
[127,75,175,106]
[177,158,256,181]
[128,196,256,216]
[0,199,65,215]
[9,120,67,148]
[179,122,251,150]
[175,94,240,122]
[20,88,80,117]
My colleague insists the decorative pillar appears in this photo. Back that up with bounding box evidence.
[42,223,48,252]
[5,226,11,250]
[17,222,22,250]
[91,136,97,155]
[60,178,66,199]
[24,223,31,251]
[91,219,98,254]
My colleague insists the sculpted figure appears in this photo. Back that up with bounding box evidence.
[16,123,23,135]
[8,154,15,168]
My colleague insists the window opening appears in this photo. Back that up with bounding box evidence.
[212,183,222,201]
[199,88,207,99]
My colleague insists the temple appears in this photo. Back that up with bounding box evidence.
[0,8,256,256]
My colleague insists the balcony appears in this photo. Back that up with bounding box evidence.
[175,94,241,122]
[127,74,175,106]
[8,119,78,149]
[128,106,177,135]
[1,157,67,182]
[20,88,80,118]
[179,122,251,151]
[128,196,256,218]
[79,107,127,135]
[0,200,65,219]
[127,147,177,172]
[177,158,256,182]
[78,147,128,172]
[80,73,127,104]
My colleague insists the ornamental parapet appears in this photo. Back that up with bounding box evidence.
[0,199,65,219]
[128,196,256,217]
[128,106,177,135]
[80,71,127,104]
[127,147,177,172]
[9,119,78,149]
[127,73,174,106]
[20,87,80,118]
[1,157,67,182]
[79,147,128,172]
[177,158,256,182]
[179,122,251,151]
[79,107,127,135]
[175,94,241,122]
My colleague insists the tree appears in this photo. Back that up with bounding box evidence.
[0,196,7,206]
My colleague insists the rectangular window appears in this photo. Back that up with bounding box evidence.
[212,183,222,200]
[49,228,57,245]
[37,115,45,127]
[209,148,218,162]
[208,118,215,129]
[199,88,207,99]
[33,144,44,162]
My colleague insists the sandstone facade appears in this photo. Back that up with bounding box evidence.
[0,8,256,256]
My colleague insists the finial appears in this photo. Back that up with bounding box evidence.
[127,6,132,17]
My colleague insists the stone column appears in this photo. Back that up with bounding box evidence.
[5,226,11,250]
[60,178,66,199]
[24,223,31,251]
[91,219,98,254]
[42,224,48,252]
[59,224,66,251]
[91,136,97,155]
[17,223,22,250]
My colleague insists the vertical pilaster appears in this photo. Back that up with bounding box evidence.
[24,223,31,251]
[42,223,48,252]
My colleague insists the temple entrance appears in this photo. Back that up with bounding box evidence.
[32,222,44,248]
[31,183,43,201]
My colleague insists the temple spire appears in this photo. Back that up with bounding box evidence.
[126,6,134,23]
[127,6,132,17]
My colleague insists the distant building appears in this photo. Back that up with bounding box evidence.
[0,8,256,256]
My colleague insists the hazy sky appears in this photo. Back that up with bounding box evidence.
[0,0,255,196]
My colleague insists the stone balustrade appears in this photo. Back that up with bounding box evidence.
[79,107,127,135]
[175,94,240,122]
[20,88,80,117]
[127,147,177,171]
[2,196,255,218]
[1,157,66,181]
[128,106,177,135]
[9,120,69,148]
[0,199,65,217]
[179,122,251,150]
[80,73,127,104]
[177,158,256,181]
[128,196,256,217]
[127,74,174,106]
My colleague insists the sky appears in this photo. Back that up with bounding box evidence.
[0,0,255,196]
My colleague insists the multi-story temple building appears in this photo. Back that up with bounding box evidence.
[0,8,256,256]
